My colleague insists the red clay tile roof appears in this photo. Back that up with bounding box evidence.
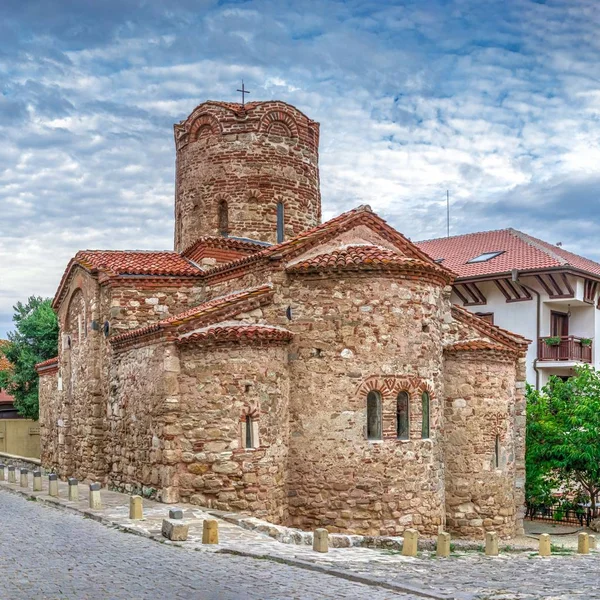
[286,245,451,280]
[444,340,514,353]
[451,304,530,349]
[110,284,274,346]
[202,205,447,281]
[177,323,293,345]
[416,229,600,279]
[182,236,267,264]
[75,250,200,277]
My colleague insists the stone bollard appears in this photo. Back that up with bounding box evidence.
[0,463,5,481]
[68,478,79,502]
[8,466,16,484]
[162,518,189,541]
[589,534,597,550]
[485,531,499,556]
[578,532,589,555]
[539,533,551,557]
[436,531,451,558]
[312,528,328,553]
[89,483,102,509]
[33,471,42,492]
[19,469,28,487]
[129,495,143,520]
[48,473,59,497]
[202,519,219,545]
[169,508,183,520]
[402,528,418,557]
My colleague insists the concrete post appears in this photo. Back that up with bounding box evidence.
[68,478,79,502]
[8,466,16,484]
[539,533,551,556]
[33,471,42,492]
[589,534,597,550]
[578,532,590,555]
[0,463,5,481]
[19,469,28,487]
[89,482,102,510]
[48,473,59,497]
[436,531,451,558]
[485,531,499,556]
[130,495,143,520]
[402,529,418,557]
[312,528,328,553]
[202,519,219,545]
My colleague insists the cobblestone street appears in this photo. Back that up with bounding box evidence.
[1,486,599,599]
[0,490,408,600]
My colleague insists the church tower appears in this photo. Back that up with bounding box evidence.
[173,100,321,252]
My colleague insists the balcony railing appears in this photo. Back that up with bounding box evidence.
[538,336,592,363]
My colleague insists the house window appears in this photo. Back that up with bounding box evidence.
[421,392,430,439]
[466,251,504,264]
[218,200,229,237]
[276,202,285,243]
[366,390,382,441]
[550,311,569,337]
[475,312,494,325]
[396,391,409,440]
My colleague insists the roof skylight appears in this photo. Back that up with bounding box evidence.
[466,251,504,264]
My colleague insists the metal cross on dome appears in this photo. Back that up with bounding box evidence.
[237,81,250,106]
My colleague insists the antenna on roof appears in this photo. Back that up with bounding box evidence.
[446,189,450,238]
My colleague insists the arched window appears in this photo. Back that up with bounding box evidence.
[245,415,253,449]
[218,200,229,237]
[366,390,382,440]
[396,391,409,440]
[421,392,430,439]
[494,434,500,469]
[241,412,259,449]
[276,202,285,243]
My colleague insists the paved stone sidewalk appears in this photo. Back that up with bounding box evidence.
[0,489,415,599]
[2,472,599,599]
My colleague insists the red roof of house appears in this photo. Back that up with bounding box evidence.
[75,250,201,277]
[416,228,600,279]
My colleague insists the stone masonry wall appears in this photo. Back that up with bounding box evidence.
[38,370,60,470]
[174,101,321,250]
[284,273,448,536]
[176,343,290,524]
[443,351,521,539]
[108,342,178,501]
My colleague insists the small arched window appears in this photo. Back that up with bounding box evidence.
[241,415,258,449]
[494,434,500,469]
[396,391,409,440]
[218,200,229,237]
[421,392,430,439]
[366,390,382,441]
[276,202,285,243]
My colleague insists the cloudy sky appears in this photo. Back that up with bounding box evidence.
[1,0,600,337]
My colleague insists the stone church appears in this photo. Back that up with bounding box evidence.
[36,99,529,538]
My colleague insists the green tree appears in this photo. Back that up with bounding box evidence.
[526,365,600,515]
[0,297,59,420]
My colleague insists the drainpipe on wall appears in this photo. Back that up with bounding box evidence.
[512,269,541,390]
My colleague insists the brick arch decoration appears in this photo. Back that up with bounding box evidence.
[356,375,432,400]
[356,375,436,439]
[245,189,262,202]
[239,403,260,421]
[189,113,222,141]
[65,288,86,345]
[258,110,299,138]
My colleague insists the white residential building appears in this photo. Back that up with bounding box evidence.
[417,228,600,388]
